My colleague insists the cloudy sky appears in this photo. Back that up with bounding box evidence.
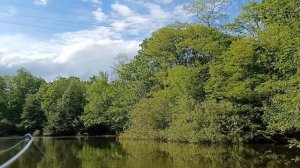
[0,0,251,81]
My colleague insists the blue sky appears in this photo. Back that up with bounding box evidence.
[0,0,251,80]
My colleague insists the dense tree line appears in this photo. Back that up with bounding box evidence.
[0,0,299,143]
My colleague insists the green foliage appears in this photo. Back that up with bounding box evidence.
[42,77,86,135]
[289,139,300,149]
[0,76,10,136]
[165,96,201,143]
[0,76,7,120]
[263,73,300,133]
[251,0,300,27]
[0,68,45,135]
[289,139,300,162]
[6,69,45,124]
[199,100,260,143]
[122,0,299,143]
[107,81,141,131]
[226,0,300,36]
[165,66,207,100]
[122,90,173,140]
[19,93,46,132]
[0,119,15,136]
[81,73,113,128]
[140,25,232,69]
[206,37,263,104]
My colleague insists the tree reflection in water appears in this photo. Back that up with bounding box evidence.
[0,138,299,168]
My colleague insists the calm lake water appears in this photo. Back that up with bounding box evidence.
[0,137,300,168]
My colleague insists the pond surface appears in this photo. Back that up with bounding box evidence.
[0,137,299,168]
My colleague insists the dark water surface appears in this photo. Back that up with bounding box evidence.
[0,137,299,168]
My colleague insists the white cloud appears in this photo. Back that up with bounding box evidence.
[93,8,108,22]
[0,28,140,81]
[0,1,192,81]
[111,3,134,17]
[108,2,191,36]
[142,3,169,19]
[34,0,47,6]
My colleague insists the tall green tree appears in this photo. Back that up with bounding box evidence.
[226,0,300,36]
[0,76,12,136]
[5,68,45,132]
[42,77,86,135]
[19,93,46,133]
[0,76,7,118]
[81,73,113,131]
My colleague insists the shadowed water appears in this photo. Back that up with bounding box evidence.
[0,137,299,168]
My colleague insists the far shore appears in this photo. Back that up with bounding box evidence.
[0,135,117,140]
